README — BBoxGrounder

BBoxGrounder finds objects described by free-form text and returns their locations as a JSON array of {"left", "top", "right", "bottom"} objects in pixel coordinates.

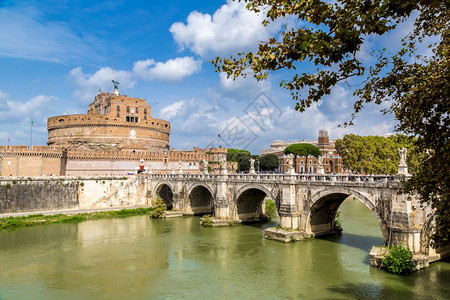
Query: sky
[{"left": 0, "top": 0, "right": 415, "bottom": 154}]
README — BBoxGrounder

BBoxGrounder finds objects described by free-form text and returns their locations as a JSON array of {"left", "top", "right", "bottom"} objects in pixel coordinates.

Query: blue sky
[{"left": 0, "top": 0, "right": 412, "bottom": 154}]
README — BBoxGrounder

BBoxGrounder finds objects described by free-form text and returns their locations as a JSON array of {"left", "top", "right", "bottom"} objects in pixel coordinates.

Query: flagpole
[{"left": 30, "top": 119, "right": 33, "bottom": 149}]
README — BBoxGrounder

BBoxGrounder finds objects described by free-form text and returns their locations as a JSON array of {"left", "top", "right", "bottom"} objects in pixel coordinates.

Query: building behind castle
[{"left": 261, "top": 130, "right": 344, "bottom": 174}]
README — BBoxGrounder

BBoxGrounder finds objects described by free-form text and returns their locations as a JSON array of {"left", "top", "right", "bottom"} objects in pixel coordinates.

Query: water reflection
[{"left": 0, "top": 200, "right": 449, "bottom": 299}]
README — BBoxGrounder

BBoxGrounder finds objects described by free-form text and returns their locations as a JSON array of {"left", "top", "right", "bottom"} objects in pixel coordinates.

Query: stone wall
[
  {"left": 0, "top": 176, "right": 149, "bottom": 214},
  {"left": 0, "top": 146, "right": 65, "bottom": 177}
]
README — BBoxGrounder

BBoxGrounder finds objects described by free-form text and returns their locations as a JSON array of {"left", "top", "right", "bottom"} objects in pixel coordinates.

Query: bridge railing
[{"left": 147, "top": 173, "right": 407, "bottom": 183}]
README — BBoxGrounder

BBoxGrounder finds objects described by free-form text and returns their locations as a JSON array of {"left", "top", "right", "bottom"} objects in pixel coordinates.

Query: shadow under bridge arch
[
  {"left": 234, "top": 184, "right": 279, "bottom": 223},
  {"left": 154, "top": 182, "right": 174, "bottom": 210},
  {"left": 187, "top": 183, "right": 215, "bottom": 215},
  {"left": 306, "top": 187, "right": 387, "bottom": 242}
]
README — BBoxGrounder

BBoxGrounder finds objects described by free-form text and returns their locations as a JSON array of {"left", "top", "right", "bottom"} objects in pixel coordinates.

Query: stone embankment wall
[{"left": 0, "top": 176, "right": 149, "bottom": 214}]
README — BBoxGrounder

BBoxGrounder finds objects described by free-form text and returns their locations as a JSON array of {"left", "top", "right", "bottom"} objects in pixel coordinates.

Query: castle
[{"left": 0, "top": 87, "right": 229, "bottom": 176}]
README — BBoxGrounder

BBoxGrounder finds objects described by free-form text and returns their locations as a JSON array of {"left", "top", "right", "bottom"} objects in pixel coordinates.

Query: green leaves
[
  {"left": 284, "top": 143, "right": 321, "bottom": 158},
  {"left": 381, "top": 242, "right": 415, "bottom": 275},
  {"left": 216, "top": 0, "right": 449, "bottom": 247},
  {"left": 260, "top": 154, "right": 279, "bottom": 171}
]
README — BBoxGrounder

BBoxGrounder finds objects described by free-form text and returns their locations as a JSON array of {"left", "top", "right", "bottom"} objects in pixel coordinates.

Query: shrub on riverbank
[
  {"left": 150, "top": 196, "right": 167, "bottom": 218},
  {"left": 381, "top": 242, "right": 415, "bottom": 275},
  {"left": 0, "top": 207, "right": 153, "bottom": 230}
]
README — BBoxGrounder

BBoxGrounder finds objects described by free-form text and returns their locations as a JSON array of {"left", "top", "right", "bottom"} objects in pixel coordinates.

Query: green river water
[{"left": 1, "top": 198, "right": 449, "bottom": 299}]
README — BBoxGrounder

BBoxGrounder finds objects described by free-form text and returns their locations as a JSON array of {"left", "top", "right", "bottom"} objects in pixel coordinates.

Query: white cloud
[
  {"left": 69, "top": 67, "right": 135, "bottom": 102},
  {"left": 0, "top": 91, "right": 56, "bottom": 146},
  {"left": 160, "top": 101, "right": 186, "bottom": 119},
  {"left": 0, "top": 6, "right": 101, "bottom": 62},
  {"left": 169, "top": 2, "right": 282, "bottom": 58},
  {"left": 133, "top": 57, "right": 202, "bottom": 81},
  {"left": 0, "top": 93, "right": 55, "bottom": 121}
]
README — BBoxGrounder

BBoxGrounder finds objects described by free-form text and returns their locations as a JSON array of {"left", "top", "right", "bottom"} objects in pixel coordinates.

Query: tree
[
  {"left": 214, "top": 0, "right": 449, "bottom": 247},
  {"left": 260, "top": 153, "right": 279, "bottom": 171},
  {"left": 284, "top": 143, "right": 321, "bottom": 173},
  {"left": 335, "top": 134, "right": 408, "bottom": 174},
  {"left": 227, "top": 148, "right": 250, "bottom": 162}
]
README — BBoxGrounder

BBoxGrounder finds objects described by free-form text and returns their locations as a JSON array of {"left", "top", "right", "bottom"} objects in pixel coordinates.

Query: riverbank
[{"left": 0, "top": 207, "right": 153, "bottom": 230}]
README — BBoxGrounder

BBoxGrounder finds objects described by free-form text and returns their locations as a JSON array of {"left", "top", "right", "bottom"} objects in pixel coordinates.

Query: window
[
  {"left": 144, "top": 109, "right": 147, "bottom": 114},
  {"left": 117, "top": 105, "right": 120, "bottom": 111},
  {"left": 135, "top": 107, "right": 138, "bottom": 113},
  {"left": 144, "top": 115, "right": 147, "bottom": 120},
  {"left": 126, "top": 116, "right": 139, "bottom": 123},
  {"left": 116, "top": 112, "right": 120, "bottom": 117},
  {"left": 126, "top": 106, "right": 130, "bottom": 113}
]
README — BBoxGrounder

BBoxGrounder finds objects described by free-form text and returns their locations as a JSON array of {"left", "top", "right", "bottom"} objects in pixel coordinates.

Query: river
[{"left": 1, "top": 198, "right": 449, "bottom": 299}]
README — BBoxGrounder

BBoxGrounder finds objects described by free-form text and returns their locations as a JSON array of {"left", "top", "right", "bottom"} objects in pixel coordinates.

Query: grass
[{"left": 0, "top": 207, "right": 153, "bottom": 230}]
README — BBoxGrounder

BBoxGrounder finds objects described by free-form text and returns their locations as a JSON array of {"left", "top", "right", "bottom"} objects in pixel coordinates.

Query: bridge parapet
[{"left": 147, "top": 173, "right": 407, "bottom": 187}]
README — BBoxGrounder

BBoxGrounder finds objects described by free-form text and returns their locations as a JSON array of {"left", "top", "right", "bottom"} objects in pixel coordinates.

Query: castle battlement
[{"left": 47, "top": 93, "right": 170, "bottom": 152}]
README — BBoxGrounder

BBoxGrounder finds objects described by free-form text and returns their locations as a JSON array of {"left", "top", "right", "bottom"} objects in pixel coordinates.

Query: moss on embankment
[{"left": 0, "top": 207, "right": 153, "bottom": 230}]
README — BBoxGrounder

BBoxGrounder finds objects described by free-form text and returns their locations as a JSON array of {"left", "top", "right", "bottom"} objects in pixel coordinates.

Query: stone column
[
  {"left": 214, "top": 177, "right": 230, "bottom": 219},
  {"left": 279, "top": 180, "right": 300, "bottom": 229}
]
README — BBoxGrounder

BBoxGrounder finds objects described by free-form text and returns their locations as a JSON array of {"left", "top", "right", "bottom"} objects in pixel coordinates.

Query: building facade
[
  {"left": 261, "top": 130, "right": 344, "bottom": 174},
  {"left": 1, "top": 89, "right": 231, "bottom": 176},
  {"left": 47, "top": 92, "right": 170, "bottom": 152}
]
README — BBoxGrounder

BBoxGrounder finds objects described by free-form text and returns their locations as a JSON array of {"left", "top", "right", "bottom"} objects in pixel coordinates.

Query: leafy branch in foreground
[{"left": 214, "top": 0, "right": 449, "bottom": 247}]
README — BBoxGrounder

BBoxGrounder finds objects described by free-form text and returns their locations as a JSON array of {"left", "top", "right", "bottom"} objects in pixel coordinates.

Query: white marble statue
[
  {"left": 399, "top": 148, "right": 407, "bottom": 165},
  {"left": 286, "top": 153, "right": 295, "bottom": 174},
  {"left": 318, "top": 156, "right": 324, "bottom": 166},
  {"left": 249, "top": 158, "right": 256, "bottom": 174}
]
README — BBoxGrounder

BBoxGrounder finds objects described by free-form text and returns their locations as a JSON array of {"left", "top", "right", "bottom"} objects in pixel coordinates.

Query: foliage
[
  {"left": 381, "top": 242, "right": 415, "bottom": 275},
  {"left": 264, "top": 199, "right": 278, "bottom": 220},
  {"left": 201, "top": 214, "right": 213, "bottom": 227},
  {"left": 260, "top": 154, "right": 279, "bottom": 171},
  {"left": 335, "top": 134, "right": 425, "bottom": 175},
  {"left": 150, "top": 196, "right": 167, "bottom": 219},
  {"left": 214, "top": 0, "right": 449, "bottom": 247},
  {"left": 227, "top": 149, "right": 253, "bottom": 172},
  {"left": 284, "top": 143, "right": 321, "bottom": 173},
  {"left": 336, "top": 134, "right": 408, "bottom": 174},
  {"left": 0, "top": 208, "right": 153, "bottom": 230},
  {"left": 227, "top": 148, "right": 251, "bottom": 161},
  {"left": 284, "top": 143, "right": 321, "bottom": 158}
]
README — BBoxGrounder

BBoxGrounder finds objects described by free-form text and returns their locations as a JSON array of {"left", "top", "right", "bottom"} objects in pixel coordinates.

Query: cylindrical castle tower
[{"left": 47, "top": 92, "right": 170, "bottom": 152}]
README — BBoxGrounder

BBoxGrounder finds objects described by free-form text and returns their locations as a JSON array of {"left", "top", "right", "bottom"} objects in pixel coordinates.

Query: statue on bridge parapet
[
  {"left": 249, "top": 158, "right": 256, "bottom": 174},
  {"left": 317, "top": 155, "right": 325, "bottom": 175},
  {"left": 398, "top": 148, "right": 409, "bottom": 175},
  {"left": 286, "top": 153, "right": 295, "bottom": 174}
]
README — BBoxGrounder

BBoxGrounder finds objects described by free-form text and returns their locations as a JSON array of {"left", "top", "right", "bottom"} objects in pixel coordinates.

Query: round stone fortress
[{"left": 47, "top": 91, "right": 170, "bottom": 152}]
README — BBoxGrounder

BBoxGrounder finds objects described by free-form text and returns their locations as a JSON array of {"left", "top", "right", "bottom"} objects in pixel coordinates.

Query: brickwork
[
  {"left": 262, "top": 130, "right": 344, "bottom": 174},
  {"left": 47, "top": 92, "right": 170, "bottom": 152}
]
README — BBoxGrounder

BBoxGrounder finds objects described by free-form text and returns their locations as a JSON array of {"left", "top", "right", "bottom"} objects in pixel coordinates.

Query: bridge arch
[
  {"left": 306, "top": 187, "right": 388, "bottom": 242},
  {"left": 186, "top": 183, "right": 215, "bottom": 215},
  {"left": 234, "top": 184, "right": 279, "bottom": 222},
  {"left": 153, "top": 181, "right": 174, "bottom": 210}
]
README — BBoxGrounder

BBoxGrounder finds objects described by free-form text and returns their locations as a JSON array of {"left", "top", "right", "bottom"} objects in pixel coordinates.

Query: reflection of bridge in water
[{"left": 147, "top": 173, "right": 446, "bottom": 261}]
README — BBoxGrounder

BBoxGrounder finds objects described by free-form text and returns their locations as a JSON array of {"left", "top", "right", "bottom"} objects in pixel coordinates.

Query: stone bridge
[{"left": 147, "top": 173, "right": 439, "bottom": 256}]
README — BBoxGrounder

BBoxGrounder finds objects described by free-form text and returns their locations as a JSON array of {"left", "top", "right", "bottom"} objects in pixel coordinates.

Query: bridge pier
[{"left": 147, "top": 173, "right": 447, "bottom": 267}]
